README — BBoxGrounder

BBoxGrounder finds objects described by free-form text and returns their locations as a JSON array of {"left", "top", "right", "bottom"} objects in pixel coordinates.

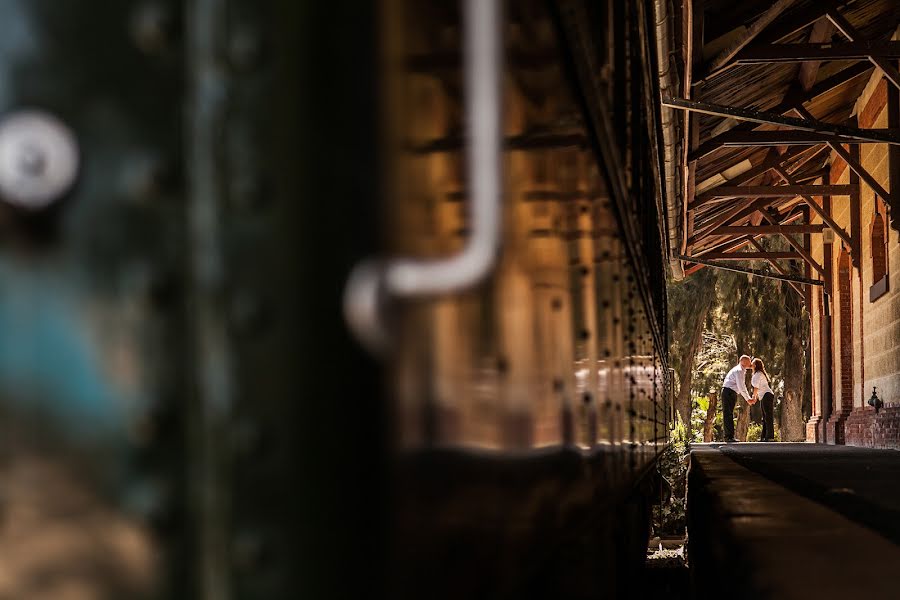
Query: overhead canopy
[{"left": 664, "top": 0, "right": 900, "bottom": 278}]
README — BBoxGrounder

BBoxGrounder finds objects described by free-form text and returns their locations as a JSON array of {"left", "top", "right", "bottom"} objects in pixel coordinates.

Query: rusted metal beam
[
  {"left": 663, "top": 97, "right": 900, "bottom": 144},
  {"left": 697, "top": 184, "right": 854, "bottom": 199},
  {"left": 701, "top": 251, "right": 804, "bottom": 260},
  {"left": 734, "top": 41, "right": 900, "bottom": 63},
  {"left": 678, "top": 254, "right": 824, "bottom": 286},
  {"left": 711, "top": 223, "right": 825, "bottom": 235}
]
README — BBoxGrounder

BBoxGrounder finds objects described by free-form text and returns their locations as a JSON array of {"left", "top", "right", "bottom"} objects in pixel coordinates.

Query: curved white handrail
[{"left": 344, "top": 0, "right": 503, "bottom": 355}]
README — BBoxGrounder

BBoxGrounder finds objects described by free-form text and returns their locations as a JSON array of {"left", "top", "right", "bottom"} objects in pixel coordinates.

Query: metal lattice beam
[
  {"left": 678, "top": 254, "right": 824, "bottom": 285},
  {"left": 663, "top": 97, "right": 900, "bottom": 145}
]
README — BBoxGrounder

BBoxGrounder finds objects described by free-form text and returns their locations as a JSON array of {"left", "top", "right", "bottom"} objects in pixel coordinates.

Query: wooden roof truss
[{"left": 672, "top": 0, "right": 900, "bottom": 284}]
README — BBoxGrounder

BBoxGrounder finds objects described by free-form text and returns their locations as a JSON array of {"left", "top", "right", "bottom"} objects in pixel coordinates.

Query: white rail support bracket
[{"left": 343, "top": 0, "right": 503, "bottom": 356}]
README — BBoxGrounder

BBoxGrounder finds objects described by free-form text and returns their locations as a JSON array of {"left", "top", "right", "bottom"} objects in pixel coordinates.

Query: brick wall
[
  {"left": 845, "top": 404, "right": 900, "bottom": 449},
  {"left": 808, "top": 68, "right": 900, "bottom": 445},
  {"left": 838, "top": 249, "right": 853, "bottom": 405}
]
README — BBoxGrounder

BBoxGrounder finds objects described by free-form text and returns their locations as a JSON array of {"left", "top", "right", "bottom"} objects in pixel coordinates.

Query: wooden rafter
[
  {"left": 826, "top": 141, "right": 893, "bottom": 202},
  {"left": 798, "top": 18, "right": 834, "bottom": 92}
]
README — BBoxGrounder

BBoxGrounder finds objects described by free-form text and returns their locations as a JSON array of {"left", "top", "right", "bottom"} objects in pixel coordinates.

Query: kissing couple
[{"left": 721, "top": 354, "right": 775, "bottom": 442}]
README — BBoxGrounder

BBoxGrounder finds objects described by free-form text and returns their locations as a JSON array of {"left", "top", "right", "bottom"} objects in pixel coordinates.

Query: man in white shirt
[{"left": 721, "top": 354, "right": 752, "bottom": 442}]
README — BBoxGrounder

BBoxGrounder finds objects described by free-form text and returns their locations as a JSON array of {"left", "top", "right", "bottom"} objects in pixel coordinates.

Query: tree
[
  {"left": 780, "top": 270, "right": 806, "bottom": 441},
  {"left": 668, "top": 270, "right": 718, "bottom": 434},
  {"left": 667, "top": 233, "right": 810, "bottom": 442}
]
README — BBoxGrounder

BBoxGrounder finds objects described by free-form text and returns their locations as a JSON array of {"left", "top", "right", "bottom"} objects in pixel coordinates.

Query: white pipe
[
  {"left": 653, "top": 0, "right": 685, "bottom": 280},
  {"left": 344, "top": 0, "right": 503, "bottom": 354}
]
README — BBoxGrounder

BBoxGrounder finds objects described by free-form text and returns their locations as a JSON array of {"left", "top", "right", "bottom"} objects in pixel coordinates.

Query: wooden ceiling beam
[
  {"left": 798, "top": 19, "right": 835, "bottom": 92},
  {"left": 687, "top": 208, "right": 805, "bottom": 271}
]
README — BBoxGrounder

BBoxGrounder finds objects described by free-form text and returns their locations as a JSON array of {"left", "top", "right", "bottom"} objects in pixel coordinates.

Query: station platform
[{"left": 688, "top": 443, "right": 900, "bottom": 599}]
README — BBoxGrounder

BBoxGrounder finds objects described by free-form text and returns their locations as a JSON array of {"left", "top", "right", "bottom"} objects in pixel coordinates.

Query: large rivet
[{"left": 0, "top": 110, "right": 79, "bottom": 210}]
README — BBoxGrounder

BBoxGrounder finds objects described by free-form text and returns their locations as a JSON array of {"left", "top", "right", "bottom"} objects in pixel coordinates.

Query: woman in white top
[{"left": 751, "top": 358, "right": 775, "bottom": 442}]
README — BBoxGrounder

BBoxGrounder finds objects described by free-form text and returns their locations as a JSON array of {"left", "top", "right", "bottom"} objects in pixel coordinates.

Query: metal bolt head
[{"left": 0, "top": 110, "right": 79, "bottom": 210}]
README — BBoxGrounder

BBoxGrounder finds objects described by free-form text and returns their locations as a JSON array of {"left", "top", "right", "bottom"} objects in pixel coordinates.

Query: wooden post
[{"left": 704, "top": 391, "right": 718, "bottom": 442}]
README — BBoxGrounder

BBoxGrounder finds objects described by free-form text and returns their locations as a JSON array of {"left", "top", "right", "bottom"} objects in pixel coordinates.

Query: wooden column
[
  {"left": 890, "top": 60, "right": 900, "bottom": 233},
  {"left": 850, "top": 143, "right": 862, "bottom": 268}
]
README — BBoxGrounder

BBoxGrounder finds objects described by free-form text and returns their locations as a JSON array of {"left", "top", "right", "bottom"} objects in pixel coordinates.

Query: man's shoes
[{"left": 724, "top": 438, "right": 737, "bottom": 443}]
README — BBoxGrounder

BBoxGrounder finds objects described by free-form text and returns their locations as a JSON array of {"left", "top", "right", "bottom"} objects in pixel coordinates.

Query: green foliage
[
  {"left": 696, "top": 396, "right": 709, "bottom": 412},
  {"left": 747, "top": 422, "right": 762, "bottom": 442},
  {"left": 667, "top": 233, "right": 811, "bottom": 439},
  {"left": 670, "top": 414, "right": 689, "bottom": 453},
  {"left": 654, "top": 415, "right": 690, "bottom": 537}
]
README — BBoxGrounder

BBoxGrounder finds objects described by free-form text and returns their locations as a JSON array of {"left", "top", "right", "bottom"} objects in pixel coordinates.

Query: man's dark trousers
[
  {"left": 721, "top": 387, "right": 737, "bottom": 441},
  {"left": 761, "top": 391, "right": 775, "bottom": 440}
]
